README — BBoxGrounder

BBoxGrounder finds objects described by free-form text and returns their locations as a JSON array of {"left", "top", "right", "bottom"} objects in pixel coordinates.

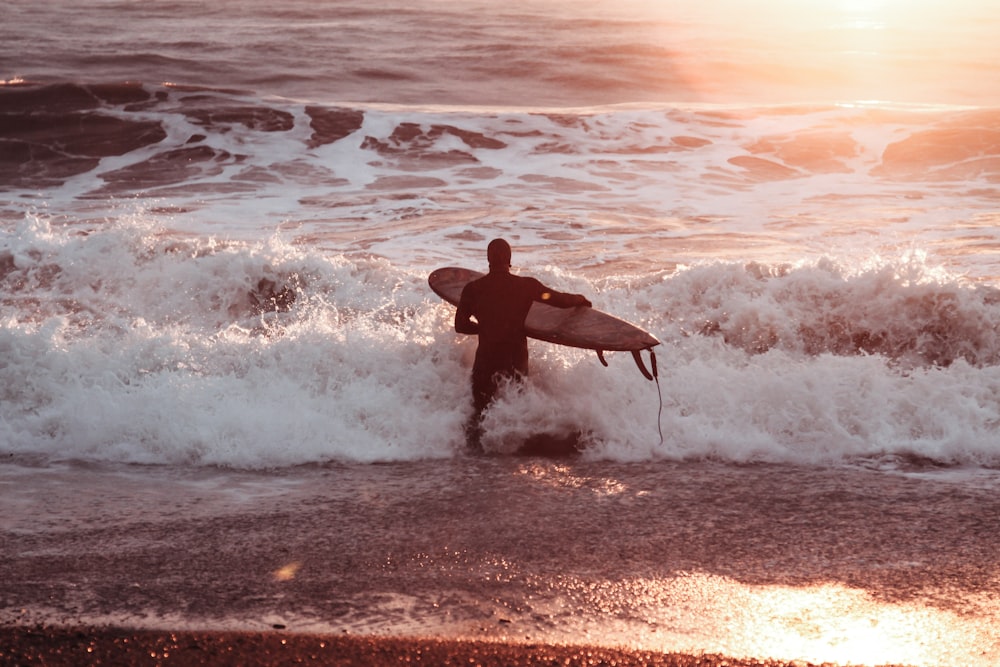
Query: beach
[
  {"left": 0, "top": 626, "right": 896, "bottom": 666},
  {"left": 0, "top": 626, "right": 858, "bottom": 667},
  {"left": 3, "top": 458, "right": 997, "bottom": 666}
]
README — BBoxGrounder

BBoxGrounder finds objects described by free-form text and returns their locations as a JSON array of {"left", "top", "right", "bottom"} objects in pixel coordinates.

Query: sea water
[{"left": 3, "top": 1, "right": 1000, "bottom": 664}]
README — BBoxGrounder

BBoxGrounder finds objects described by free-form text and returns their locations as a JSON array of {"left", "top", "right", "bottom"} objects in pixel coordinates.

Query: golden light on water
[
  {"left": 273, "top": 562, "right": 301, "bottom": 582},
  {"left": 517, "top": 462, "right": 628, "bottom": 496},
  {"left": 509, "top": 464, "right": 997, "bottom": 664},
  {"left": 722, "top": 579, "right": 970, "bottom": 666},
  {"left": 558, "top": 572, "right": 997, "bottom": 667},
  {"left": 630, "top": 0, "right": 999, "bottom": 104}
]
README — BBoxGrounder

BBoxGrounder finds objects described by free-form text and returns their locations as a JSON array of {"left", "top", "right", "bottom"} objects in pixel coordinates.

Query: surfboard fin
[
  {"left": 596, "top": 348, "right": 658, "bottom": 380},
  {"left": 632, "top": 349, "right": 655, "bottom": 381}
]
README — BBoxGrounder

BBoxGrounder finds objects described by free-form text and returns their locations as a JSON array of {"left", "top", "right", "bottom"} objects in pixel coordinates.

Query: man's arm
[{"left": 455, "top": 285, "right": 480, "bottom": 335}]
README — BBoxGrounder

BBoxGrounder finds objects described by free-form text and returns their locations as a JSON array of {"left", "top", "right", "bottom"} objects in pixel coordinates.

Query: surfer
[{"left": 455, "top": 238, "right": 591, "bottom": 449}]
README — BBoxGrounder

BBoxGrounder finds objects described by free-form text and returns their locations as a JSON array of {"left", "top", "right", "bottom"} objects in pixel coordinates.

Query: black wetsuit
[{"left": 455, "top": 268, "right": 588, "bottom": 414}]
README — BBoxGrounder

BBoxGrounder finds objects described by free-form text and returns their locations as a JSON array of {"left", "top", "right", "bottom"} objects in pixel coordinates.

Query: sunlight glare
[
  {"left": 639, "top": 0, "right": 996, "bottom": 104},
  {"left": 517, "top": 462, "right": 628, "bottom": 496},
  {"left": 552, "top": 571, "right": 998, "bottom": 667},
  {"left": 272, "top": 562, "right": 302, "bottom": 582}
]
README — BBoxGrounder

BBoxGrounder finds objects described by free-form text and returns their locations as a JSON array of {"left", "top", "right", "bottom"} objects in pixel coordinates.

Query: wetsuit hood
[{"left": 487, "top": 238, "right": 511, "bottom": 272}]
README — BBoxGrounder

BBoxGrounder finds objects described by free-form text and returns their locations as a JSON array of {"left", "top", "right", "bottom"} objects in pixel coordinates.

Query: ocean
[{"left": 3, "top": 1, "right": 1000, "bottom": 665}]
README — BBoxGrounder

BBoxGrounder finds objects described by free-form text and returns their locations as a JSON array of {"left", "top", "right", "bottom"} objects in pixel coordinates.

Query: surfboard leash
[{"left": 650, "top": 348, "right": 664, "bottom": 448}]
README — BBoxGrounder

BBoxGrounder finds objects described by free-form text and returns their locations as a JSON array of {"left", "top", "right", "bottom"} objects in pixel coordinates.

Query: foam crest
[
  {"left": 663, "top": 255, "right": 1000, "bottom": 367},
  {"left": 0, "top": 215, "right": 465, "bottom": 465},
  {"left": 3, "top": 213, "right": 1000, "bottom": 468}
]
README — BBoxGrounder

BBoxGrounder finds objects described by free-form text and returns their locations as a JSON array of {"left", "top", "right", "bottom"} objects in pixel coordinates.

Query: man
[{"left": 455, "top": 238, "right": 591, "bottom": 448}]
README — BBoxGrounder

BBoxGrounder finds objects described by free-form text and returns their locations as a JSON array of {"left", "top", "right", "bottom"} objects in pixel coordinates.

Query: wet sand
[
  {"left": 2, "top": 457, "right": 998, "bottom": 666},
  {"left": 0, "top": 626, "right": 846, "bottom": 666}
]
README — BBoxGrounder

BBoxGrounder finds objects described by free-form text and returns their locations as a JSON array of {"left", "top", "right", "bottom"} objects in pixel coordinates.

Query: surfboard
[{"left": 429, "top": 266, "right": 660, "bottom": 379}]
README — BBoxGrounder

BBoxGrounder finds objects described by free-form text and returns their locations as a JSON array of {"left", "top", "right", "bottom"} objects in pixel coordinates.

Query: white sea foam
[
  {"left": 3, "top": 214, "right": 999, "bottom": 468},
  {"left": 13, "top": 90, "right": 1000, "bottom": 281}
]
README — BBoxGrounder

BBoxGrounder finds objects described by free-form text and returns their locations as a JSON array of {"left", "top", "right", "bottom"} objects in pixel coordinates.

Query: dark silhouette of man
[{"left": 455, "top": 238, "right": 591, "bottom": 448}]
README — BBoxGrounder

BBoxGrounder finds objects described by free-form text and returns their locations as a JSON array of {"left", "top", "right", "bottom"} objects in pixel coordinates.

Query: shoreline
[
  {"left": 4, "top": 459, "right": 997, "bottom": 666},
  {"left": 0, "top": 625, "right": 906, "bottom": 667}
]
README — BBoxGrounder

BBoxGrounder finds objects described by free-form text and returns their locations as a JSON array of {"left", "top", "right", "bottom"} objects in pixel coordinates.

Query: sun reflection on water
[
  {"left": 552, "top": 571, "right": 996, "bottom": 667},
  {"left": 517, "top": 462, "right": 629, "bottom": 496},
  {"left": 272, "top": 561, "right": 301, "bottom": 582}
]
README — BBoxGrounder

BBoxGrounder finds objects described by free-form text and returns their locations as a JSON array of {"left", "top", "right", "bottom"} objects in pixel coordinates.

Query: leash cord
[{"left": 651, "top": 350, "right": 664, "bottom": 447}]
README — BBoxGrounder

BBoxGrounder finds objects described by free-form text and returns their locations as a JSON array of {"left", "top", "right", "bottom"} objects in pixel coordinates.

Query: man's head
[{"left": 487, "top": 238, "right": 511, "bottom": 271}]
